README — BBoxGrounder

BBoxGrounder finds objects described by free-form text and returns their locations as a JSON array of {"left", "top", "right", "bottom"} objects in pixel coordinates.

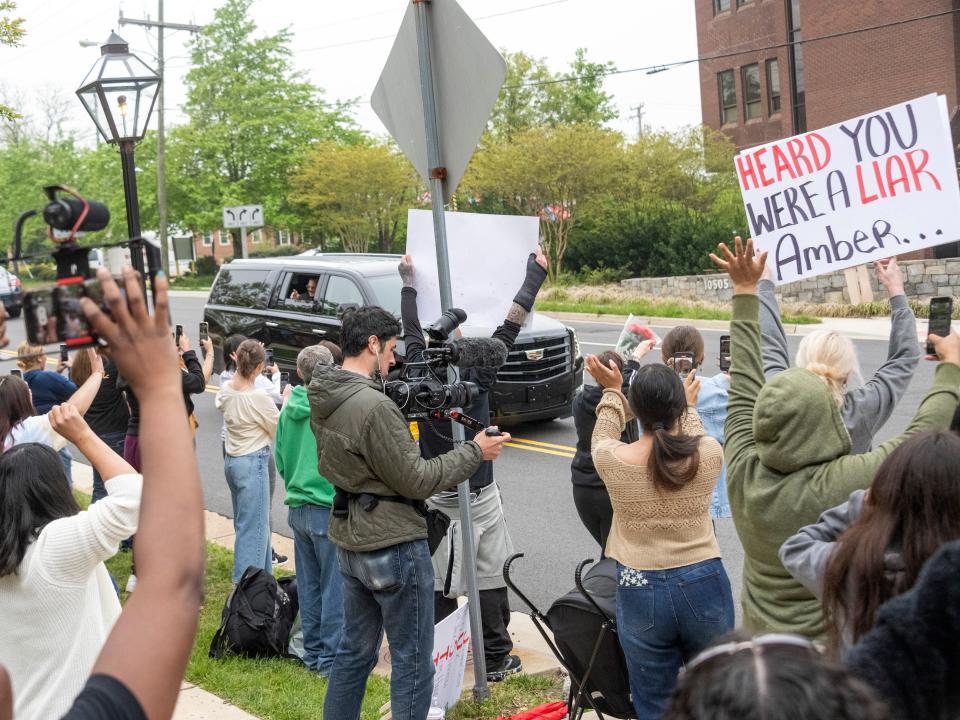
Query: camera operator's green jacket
[{"left": 308, "top": 364, "right": 483, "bottom": 552}]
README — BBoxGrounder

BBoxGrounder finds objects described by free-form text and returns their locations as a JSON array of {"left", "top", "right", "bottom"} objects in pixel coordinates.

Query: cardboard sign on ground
[
  {"left": 431, "top": 602, "right": 471, "bottom": 710},
  {"left": 736, "top": 93, "right": 960, "bottom": 284}
]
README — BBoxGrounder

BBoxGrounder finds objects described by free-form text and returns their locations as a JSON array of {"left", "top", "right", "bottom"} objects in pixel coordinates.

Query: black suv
[{"left": 203, "top": 253, "right": 584, "bottom": 424}]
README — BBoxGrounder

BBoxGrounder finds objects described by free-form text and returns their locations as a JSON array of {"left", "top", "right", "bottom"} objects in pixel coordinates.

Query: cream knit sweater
[
  {"left": 0, "top": 473, "right": 142, "bottom": 720},
  {"left": 591, "top": 388, "right": 723, "bottom": 570}
]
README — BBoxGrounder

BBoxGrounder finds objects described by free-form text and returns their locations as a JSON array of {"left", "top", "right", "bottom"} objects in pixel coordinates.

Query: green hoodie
[
  {"left": 727, "top": 294, "right": 960, "bottom": 639},
  {"left": 308, "top": 364, "right": 483, "bottom": 552},
  {"left": 276, "top": 385, "right": 335, "bottom": 509}
]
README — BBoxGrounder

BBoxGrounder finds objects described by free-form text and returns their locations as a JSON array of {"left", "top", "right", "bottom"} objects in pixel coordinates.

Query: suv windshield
[{"left": 364, "top": 273, "right": 402, "bottom": 316}]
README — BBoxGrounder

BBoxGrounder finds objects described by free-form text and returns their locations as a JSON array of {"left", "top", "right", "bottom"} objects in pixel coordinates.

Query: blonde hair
[
  {"left": 16, "top": 341, "right": 45, "bottom": 371},
  {"left": 796, "top": 330, "right": 861, "bottom": 406}
]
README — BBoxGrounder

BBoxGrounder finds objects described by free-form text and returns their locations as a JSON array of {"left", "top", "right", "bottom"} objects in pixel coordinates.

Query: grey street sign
[
  {"left": 222, "top": 204, "right": 264, "bottom": 229},
  {"left": 371, "top": 0, "right": 505, "bottom": 204}
]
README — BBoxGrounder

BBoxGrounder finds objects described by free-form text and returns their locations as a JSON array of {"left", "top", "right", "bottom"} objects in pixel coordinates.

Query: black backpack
[{"left": 209, "top": 567, "right": 298, "bottom": 659}]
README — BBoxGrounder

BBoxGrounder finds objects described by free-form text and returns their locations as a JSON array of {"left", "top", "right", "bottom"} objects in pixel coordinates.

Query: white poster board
[
  {"left": 431, "top": 602, "right": 471, "bottom": 710},
  {"left": 736, "top": 93, "right": 960, "bottom": 284},
  {"left": 405, "top": 210, "right": 540, "bottom": 329}
]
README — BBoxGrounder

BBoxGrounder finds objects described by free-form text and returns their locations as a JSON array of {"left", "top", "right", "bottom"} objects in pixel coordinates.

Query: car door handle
[
  {"left": 265, "top": 322, "right": 279, "bottom": 328},
  {"left": 312, "top": 329, "right": 327, "bottom": 336}
]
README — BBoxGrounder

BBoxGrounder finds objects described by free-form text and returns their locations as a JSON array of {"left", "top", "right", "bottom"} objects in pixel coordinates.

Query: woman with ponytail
[
  {"left": 587, "top": 355, "right": 734, "bottom": 720},
  {"left": 759, "top": 257, "right": 919, "bottom": 453}
]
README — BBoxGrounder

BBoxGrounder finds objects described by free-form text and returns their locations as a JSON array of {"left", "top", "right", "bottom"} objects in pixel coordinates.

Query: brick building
[
  {"left": 695, "top": 0, "right": 960, "bottom": 257},
  {"left": 191, "top": 227, "right": 299, "bottom": 263}
]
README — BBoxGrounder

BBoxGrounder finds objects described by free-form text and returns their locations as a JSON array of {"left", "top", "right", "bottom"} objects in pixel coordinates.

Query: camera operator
[
  {"left": 308, "top": 305, "right": 511, "bottom": 720},
  {"left": 398, "top": 248, "right": 547, "bottom": 682}
]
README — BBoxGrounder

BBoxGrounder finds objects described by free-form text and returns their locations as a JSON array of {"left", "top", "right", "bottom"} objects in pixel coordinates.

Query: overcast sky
[{"left": 2, "top": 0, "right": 702, "bottom": 144}]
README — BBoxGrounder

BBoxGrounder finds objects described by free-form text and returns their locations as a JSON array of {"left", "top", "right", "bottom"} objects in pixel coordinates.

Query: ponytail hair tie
[{"left": 651, "top": 421, "right": 666, "bottom": 431}]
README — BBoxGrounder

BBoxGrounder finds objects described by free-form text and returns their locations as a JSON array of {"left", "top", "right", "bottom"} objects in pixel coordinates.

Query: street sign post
[
  {"left": 373, "top": 0, "right": 506, "bottom": 701},
  {"left": 222, "top": 204, "right": 264, "bottom": 260}
]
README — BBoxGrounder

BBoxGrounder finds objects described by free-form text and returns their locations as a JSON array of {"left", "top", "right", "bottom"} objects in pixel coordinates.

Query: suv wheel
[{"left": 6, "top": 307, "right": 20, "bottom": 319}]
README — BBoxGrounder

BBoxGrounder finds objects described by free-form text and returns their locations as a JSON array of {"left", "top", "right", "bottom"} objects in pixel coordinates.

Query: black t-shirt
[
  {"left": 83, "top": 359, "right": 131, "bottom": 436},
  {"left": 60, "top": 674, "right": 146, "bottom": 720}
]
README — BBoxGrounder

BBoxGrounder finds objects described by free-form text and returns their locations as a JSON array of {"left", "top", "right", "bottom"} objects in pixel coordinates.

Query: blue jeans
[
  {"left": 59, "top": 447, "right": 73, "bottom": 486},
  {"left": 91, "top": 432, "right": 128, "bottom": 504},
  {"left": 288, "top": 504, "right": 344, "bottom": 674},
  {"left": 224, "top": 446, "right": 272, "bottom": 583},
  {"left": 323, "top": 540, "right": 435, "bottom": 720},
  {"left": 616, "top": 557, "right": 734, "bottom": 720}
]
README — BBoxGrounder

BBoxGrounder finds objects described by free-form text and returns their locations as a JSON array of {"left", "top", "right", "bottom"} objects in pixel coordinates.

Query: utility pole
[
  {"left": 630, "top": 103, "right": 644, "bottom": 140},
  {"left": 119, "top": 6, "right": 203, "bottom": 276}
]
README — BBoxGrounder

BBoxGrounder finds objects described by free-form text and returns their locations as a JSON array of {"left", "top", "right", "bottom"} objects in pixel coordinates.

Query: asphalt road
[{"left": 6, "top": 294, "right": 938, "bottom": 615}]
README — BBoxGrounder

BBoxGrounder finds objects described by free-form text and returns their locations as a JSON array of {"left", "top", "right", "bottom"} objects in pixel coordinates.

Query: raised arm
[
  {"left": 178, "top": 335, "right": 207, "bottom": 397},
  {"left": 200, "top": 338, "right": 215, "bottom": 384},
  {"left": 67, "top": 349, "right": 104, "bottom": 415},
  {"left": 398, "top": 256, "right": 427, "bottom": 363},
  {"left": 758, "top": 278, "right": 790, "bottom": 378},
  {"left": 709, "top": 237, "right": 768, "bottom": 474},
  {"left": 77, "top": 267, "right": 204, "bottom": 720}
]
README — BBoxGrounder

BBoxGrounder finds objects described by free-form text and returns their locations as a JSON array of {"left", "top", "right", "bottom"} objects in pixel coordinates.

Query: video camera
[
  {"left": 12, "top": 186, "right": 161, "bottom": 349},
  {"left": 385, "top": 308, "right": 508, "bottom": 421}
]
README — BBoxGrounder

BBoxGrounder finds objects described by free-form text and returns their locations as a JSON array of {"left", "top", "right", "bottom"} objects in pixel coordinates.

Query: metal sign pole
[{"left": 413, "top": 0, "right": 490, "bottom": 701}]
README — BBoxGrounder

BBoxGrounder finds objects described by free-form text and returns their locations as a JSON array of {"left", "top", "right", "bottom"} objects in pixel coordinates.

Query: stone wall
[{"left": 620, "top": 258, "right": 960, "bottom": 305}]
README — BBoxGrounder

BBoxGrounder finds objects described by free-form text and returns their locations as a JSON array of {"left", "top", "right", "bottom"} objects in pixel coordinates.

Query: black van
[{"left": 203, "top": 253, "right": 583, "bottom": 424}]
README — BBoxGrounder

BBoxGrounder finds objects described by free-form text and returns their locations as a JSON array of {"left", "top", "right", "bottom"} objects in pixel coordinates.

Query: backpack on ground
[{"left": 209, "top": 567, "right": 297, "bottom": 659}]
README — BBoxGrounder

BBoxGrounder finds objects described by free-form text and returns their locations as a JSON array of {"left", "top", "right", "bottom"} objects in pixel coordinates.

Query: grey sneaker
[{"left": 486, "top": 654, "right": 522, "bottom": 682}]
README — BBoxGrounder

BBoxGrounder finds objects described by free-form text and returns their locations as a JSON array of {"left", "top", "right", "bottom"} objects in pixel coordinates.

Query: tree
[
  {"left": 166, "top": 0, "right": 363, "bottom": 251},
  {"left": 541, "top": 49, "right": 618, "bottom": 127},
  {"left": 0, "top": 1, "right": 24, "bottom": 120},
  {"left": 289, "top": 142, "right": 418, "bottom": 253},
  {"left": 488, "top": 51, "right": 551, "bottom": 142},
  {"left": 465, "top": 124, "right": 624, "bottom": 282}
]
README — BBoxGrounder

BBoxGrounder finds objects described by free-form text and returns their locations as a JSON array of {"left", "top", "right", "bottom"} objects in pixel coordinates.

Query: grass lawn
[
  {"left": 75, "top": 493, "right": 559, "bottom": 719},
  {"left": 538, "top": 299, "right": 820, "bottom": 325},
  {"left": 169, "top": 274, "right": 215, "bottom": 291}
]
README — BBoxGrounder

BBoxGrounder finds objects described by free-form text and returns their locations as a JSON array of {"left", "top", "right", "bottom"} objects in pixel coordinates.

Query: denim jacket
[{"left": 697, "top": 373, "right": 731, "bottom": 519}]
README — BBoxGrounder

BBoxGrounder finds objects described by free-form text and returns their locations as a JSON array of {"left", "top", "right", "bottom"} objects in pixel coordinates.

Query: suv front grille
[{"left": 497, "top": 336, "right": 571, "bottom": 383}]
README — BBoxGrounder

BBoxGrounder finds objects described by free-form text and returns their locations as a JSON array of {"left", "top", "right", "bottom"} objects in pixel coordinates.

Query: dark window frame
[
  {"left": 713, "top": 0, "right": 731, "bottom": 14},
  {"left": 321, "top": 274, "right": 367, "bottom": 318},
  {"left": 741, "top": 63, "right": 762, "bottom": 121},
  {"left": 718, "top": 69, "right": 737, "bottom": 126},
  {"left": 766, "top": 58, "right": 781, "bottom": 114}
]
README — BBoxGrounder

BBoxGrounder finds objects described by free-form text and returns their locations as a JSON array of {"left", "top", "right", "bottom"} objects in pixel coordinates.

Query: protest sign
[
  {"left": 736, "top": 94, "right": 960, "bottom": 284},
  {"left": 431, "top": 602, "right": 471, "bottom": 710},
  {"left": 406, "top": 209, "right": 540, "bottom": 328}
]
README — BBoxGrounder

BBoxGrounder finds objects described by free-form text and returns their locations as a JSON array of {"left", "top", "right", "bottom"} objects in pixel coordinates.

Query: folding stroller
[{"left": 504, "top": 554, "right": 635, "bottom": 720}]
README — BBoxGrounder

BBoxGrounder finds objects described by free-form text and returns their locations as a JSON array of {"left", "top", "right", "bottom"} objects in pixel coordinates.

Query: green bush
[
  {"left": 26, "top": 263, "right": 57, "bottom": 281},
  {"left": 249, "top": 244, "right": 307, "bottom": 259},
  {"left": 194, "top": 256, "right": 218, "bottom": 276}
]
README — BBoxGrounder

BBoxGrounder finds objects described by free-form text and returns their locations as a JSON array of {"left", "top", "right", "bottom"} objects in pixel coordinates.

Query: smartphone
[
  {"left": 175, "top": 324, "right": 184, "bottom": 348},
  {"left": 59, "top": 344, "right": 69, "bottom": 363},
  {"left": 719, "top": 335, "right": 731, "bottom": 372},
  {"left": 673, "top": 352, "right": 695, "bottom": 380},
  {"left": 280, "top": 371, "right": 290, "bottom": 392},
  {"left": 23, "top": 277, "right": 126, "bottom": 348},
  {"left": 927, "top": 297, "right": 953, "bottom": 355},
  {"left": 263, "top": 348, "right": 274, "bottom": 375},
  {"left": 199, "top": 322, "right": 209, "bottom": 342},
  {"left": 10, "top": 369, "right": 21, "bottom": 378}
]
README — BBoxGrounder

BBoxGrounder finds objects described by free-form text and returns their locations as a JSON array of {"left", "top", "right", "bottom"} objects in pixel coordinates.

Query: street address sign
[{"left": 222, "top": 204, "right": 264, "bottom": 229}]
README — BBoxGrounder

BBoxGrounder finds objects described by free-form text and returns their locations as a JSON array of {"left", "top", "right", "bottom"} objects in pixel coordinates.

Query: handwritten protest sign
[
  {"left": 406, "top": 209, "right": 540, "bottom": 328},
  {"left": 736, "top": 94, "right": 960, "bottom": 284},
  {"left": 431, "top": 602, "right": 471, "bottom": 710}
]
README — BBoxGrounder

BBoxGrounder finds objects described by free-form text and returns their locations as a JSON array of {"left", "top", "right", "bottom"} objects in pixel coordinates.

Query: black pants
[
  {"left": 572, "top": 484, "right": 613, "bottom": 557},
  {"left": 435, "top": 587, "right": 513, "bottom": 667}
]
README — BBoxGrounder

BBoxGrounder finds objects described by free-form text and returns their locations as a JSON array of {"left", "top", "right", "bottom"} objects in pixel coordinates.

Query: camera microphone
[
  {"left": 43, "top": 198, "right": 110, "bottom": 233},
  {"left": 448, "top": 337, "right": 508, "bottom": 368}
]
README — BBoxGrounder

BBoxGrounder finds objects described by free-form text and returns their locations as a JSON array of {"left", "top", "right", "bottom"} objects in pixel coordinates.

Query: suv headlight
[{"left": 569, "top": 328, "right": 581, "bottom": 360}]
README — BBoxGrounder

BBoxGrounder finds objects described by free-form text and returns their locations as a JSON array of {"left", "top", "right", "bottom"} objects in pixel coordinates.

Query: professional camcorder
[
  {"left": 385, "top": 307, "right": 508, "bottom": 421},
  {"left": 12, "top": 186, "right": 160, "bottom": 349}
]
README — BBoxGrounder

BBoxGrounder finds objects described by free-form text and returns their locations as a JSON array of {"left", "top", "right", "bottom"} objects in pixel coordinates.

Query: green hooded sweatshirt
[
  {"left": 727, "top": 294, "right": 960, "bottom": 639},
  {"left": 276, "top": 385, "right": 335, "bottom": 509},
  {"left": 307, "top": 364, "right": 483, "bottom": 552}
]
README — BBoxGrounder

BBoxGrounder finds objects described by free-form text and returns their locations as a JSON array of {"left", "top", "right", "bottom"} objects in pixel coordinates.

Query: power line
[
  {"left": 502, "top": 7, "right": 960, "bottom": 90},
  {"left": 296, "top": 0, "right": 569, "bottom": 54}
]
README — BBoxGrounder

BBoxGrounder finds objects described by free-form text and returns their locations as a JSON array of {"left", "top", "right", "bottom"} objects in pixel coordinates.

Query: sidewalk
[{"left": 73, "top": 463, "right": 562, "bottom": 719}]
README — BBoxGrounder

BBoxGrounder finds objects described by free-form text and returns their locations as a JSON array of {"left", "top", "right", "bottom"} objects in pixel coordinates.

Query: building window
[
  {"left": 736, "top": 0, "right": 753, "bottom": 5},
  {"left": 718, "top": 70, "right": 737, "bottom": 125},
  {"left": 219, "top": 230, "right": 231, "bottom": 246},
  {"left": 277, "top": 229, "right": 291, "bottom": 246},
  {"left": 787, "top": 0, "right": 806, "bottom": 132},
  {"left": 202, "top": 231, "right": 212, "bottom": 247},
  {"left": 766, "top": 59, "right": 781, "bottom": 114},
  {"left": 741, "top": 64, "right": 761, "bottom": 120},
  {"left": 250, "top": 229, "right": 262, "bottom": 244},
  {"left": 713, "top": 0, "right": 730, "bottom": 13}
]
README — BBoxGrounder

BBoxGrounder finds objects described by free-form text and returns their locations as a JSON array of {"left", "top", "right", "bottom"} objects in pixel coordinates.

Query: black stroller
[{"left": 504, "top": 554, "right": 634, "bottom": 720}]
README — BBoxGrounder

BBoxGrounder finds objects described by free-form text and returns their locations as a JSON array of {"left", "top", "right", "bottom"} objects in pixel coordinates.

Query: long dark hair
[
  {"left": 0, "top": 443, "right": 78, "bottom": 576},
  {"left": 822, "top": 431, "right": 960, "bottom": 647},
  {"left": 0, "top": 376, "right": 37, "bottom": 448},
  {"left": 627, "top": 363, "right": 700, "bottom": 491},
  {"left": 222, "top": 334, "right": 247, "bottom": 373}
]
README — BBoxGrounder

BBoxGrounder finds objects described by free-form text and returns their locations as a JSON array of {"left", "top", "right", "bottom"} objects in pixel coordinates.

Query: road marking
[
  {"left": 505, "top": 442, "right": 574, "bottom": 459},
  {"left": 508, "top": 436, "right": 577, "bottom": 452}
]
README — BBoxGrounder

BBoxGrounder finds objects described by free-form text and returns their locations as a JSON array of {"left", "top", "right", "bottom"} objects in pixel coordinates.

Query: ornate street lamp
[{"left": 76, "top": 32, "right": 160, "bottom": 280}]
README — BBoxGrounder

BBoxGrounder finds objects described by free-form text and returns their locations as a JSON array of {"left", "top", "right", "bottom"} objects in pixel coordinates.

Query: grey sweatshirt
[{"left": 758, "top": 279, "right": 920, "bottom": 454}]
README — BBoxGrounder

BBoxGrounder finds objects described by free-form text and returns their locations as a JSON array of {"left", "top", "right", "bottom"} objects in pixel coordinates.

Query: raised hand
[
  {"left": 535, "top": 245, "right": 548, "bottom": 270},
  {"left": 875, "top": 258, "right": 905, "bottom": 298},
  {"left": 398, "top": 255, "right": 415, "bottom": 287},
  {"left": 709, "top": 236, "right": 769, "bottom": 294},
  {"left": 684, "top": 367, "right": 701, "bottom": 406},
  {"left": 632, "top": 338, "right": 656, "bottom": 363},
  {"left": 586, "top": 354, "right": 624, "bottom": 390},
  {"left": 49, "top": 404, "right": 94, "bottom": 446}
]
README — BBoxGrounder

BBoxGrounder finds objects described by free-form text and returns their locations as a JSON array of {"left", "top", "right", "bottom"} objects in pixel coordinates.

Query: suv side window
[
  {"left": 322, "top": 275, "right": 365, "bottom": 317},
  {"left": 273, "top": 272, "right": 322, "bottom": 311},
  {"left": 209, "top": 268, "right": 271, "bottom": 308}
]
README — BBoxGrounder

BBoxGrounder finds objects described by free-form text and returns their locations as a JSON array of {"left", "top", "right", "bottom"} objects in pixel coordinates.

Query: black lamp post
[{"left": 76, "top": 32, "right": 160, "bottom": 284}]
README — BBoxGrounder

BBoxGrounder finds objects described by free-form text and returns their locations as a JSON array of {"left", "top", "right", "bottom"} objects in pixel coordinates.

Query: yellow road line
[
  {"left": 505, "top": 442, "right": 574, "bottom": 459},
  {"left": 508, "top": 436, "right": 576, "bottom": 452}
]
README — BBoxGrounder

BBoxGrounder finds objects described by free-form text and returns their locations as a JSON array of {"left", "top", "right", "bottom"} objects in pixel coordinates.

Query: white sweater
[{"left": 0, "top": 473, "right": 142, "bottom": 720}]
